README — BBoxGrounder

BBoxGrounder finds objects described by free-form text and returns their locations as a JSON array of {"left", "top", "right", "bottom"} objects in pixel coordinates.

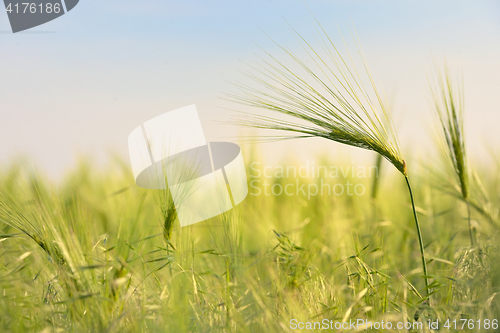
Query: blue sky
[{"left": 1, "top": 1, "right": 499, "bottom": 176}]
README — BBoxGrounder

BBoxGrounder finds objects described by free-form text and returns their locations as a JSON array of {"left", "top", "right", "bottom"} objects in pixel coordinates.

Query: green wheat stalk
[
  {"left": 429, "top": 66, "right": 474, "bottom": 247},
  {"left": 227, "top": 24, "right": 431, "bottom": 295}
]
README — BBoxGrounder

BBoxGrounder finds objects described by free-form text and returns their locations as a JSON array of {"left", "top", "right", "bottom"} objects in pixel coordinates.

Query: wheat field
[{"left": 0, "top": 144, "right": 498, "bottom": 332}]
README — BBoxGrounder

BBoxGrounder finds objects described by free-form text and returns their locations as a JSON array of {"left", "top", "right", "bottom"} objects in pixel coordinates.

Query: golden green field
[{"left": 0, "top": 145, "right": 498, "bottom": 332}]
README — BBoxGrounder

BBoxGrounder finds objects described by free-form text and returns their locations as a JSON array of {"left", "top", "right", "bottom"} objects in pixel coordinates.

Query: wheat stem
[
  {"left": 404, "top": 175, "right": 430, "bottom": 296},
  {"left": 466, "top": 200, "right": 474, "bottom": 247}
]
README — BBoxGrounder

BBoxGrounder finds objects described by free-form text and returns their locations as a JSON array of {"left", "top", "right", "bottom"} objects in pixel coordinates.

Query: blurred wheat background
[{"left": 0, "top": 143, "right": 498, "bottom": 331}]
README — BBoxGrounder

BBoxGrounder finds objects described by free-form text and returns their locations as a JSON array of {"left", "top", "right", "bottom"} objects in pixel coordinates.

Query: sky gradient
[{"left": 1, "top": 0, "right": 499, "bottom": 177}]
